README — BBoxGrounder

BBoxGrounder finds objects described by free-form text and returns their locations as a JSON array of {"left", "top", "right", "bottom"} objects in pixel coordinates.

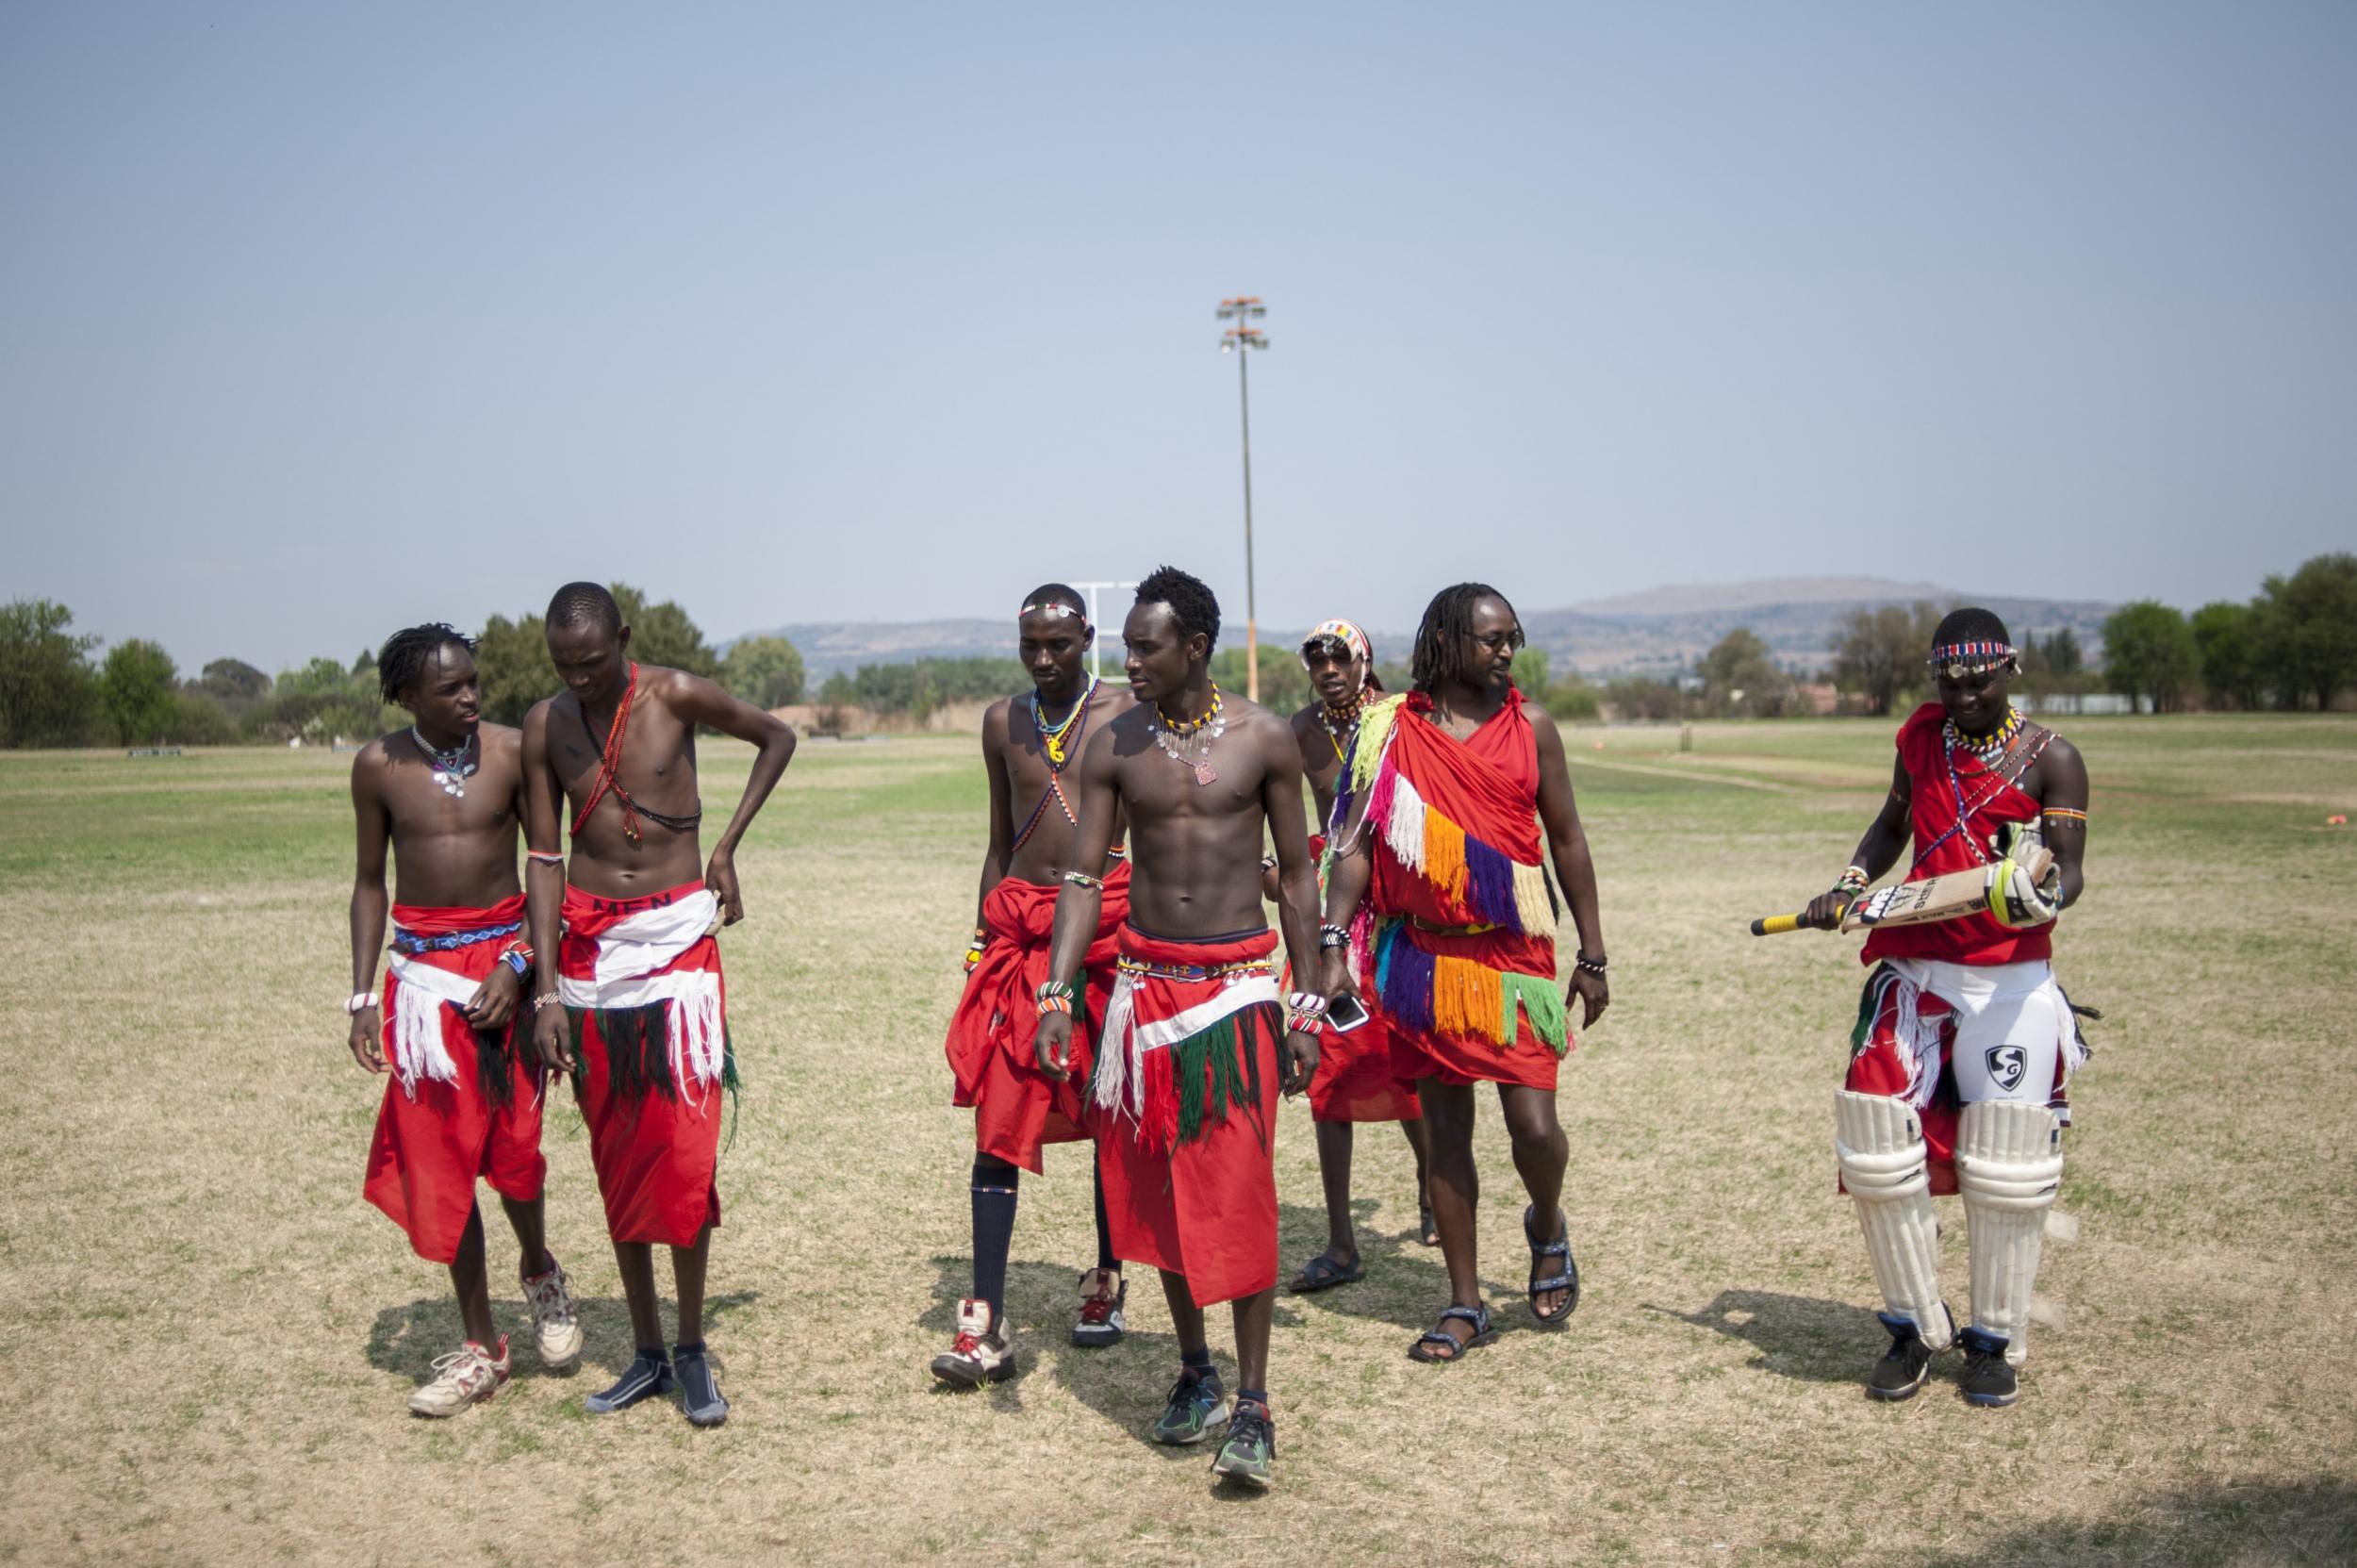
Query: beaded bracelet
[
  {"left": 1836, "top": 865, "right": 1871, "bottom": 894},
  {"left": 527, "top": 850, "right": 565, "bottom": 867},
  {"left": 2042, "top": 807, "right": 2088, "bottom": 823},
  {"left": 1286, "top": 991, "right": 1330, "bottom": 1017},
  {"left": 531, "top": 994, "right": 564, "bottom": 1014},
  {"left": 1035, "top": 979, "right": 1078, "bottom": 1017},
  {"left": 1317, "top": 923, "right": 1350, "bottom": 950},
  {"left": 1063, "top": 870, "right": 1104, "bottom": 891},
  {"left": 1574, "top": 952, "right": 1608, "bottom": 976}
]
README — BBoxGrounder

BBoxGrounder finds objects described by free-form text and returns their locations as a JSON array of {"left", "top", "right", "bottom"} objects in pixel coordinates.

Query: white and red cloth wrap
[
  {"left": 557, "top": 885, "right": 727, "bottom": 1102},
  {"left": 1093, "top": 928, "right": 1281, "bottom": 1143}
]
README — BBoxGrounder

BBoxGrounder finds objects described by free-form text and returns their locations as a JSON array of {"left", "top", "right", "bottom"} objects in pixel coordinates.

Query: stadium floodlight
[{"left": 1214, "top": 295, "right": 1270, "bottom": 701}]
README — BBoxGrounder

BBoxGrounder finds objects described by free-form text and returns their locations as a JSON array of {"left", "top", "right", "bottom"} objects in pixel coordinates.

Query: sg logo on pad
[{"left": 1985, "top": 1045, "right": 2028, "bottom": 1093}]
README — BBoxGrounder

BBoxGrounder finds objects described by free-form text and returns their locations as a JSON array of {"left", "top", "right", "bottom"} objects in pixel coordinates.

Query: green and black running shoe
[
  {"left": 1149, "top": 1371, "right": 1230, "bottom": 1445},
  {"left": 1211, "top": 1402, "right": 1276, "bottom": 1490}
]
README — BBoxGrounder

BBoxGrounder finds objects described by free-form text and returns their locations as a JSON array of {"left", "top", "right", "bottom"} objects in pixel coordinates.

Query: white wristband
[{"left": 345, "top": 992, "right": 379, "bottom": 1015}]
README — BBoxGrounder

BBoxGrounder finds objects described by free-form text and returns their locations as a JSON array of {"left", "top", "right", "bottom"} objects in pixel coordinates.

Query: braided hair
[
  {"left": 376, "top": 624, "right": 476, "bottom": 704},
  {"left": 546, "top": 581, "right": 622, "bottom": 634},
  {"left": 1133, "top": 566, "right": 1221, "bottom": 656},
  {"left": 1410, "top": 582, "right": 1519, "bottom": 691}
]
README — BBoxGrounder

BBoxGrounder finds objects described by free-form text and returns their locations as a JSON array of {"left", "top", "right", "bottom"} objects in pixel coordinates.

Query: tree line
[{"left": 0, "top": 585, "right": 806, "bottom": 748}]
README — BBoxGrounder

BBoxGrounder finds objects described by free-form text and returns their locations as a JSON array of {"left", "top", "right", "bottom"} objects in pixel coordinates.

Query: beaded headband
[
  {"left": 1019, "top": 602, "right": 1082, "bottom": 621},
  {"left": 1926, "top": 639, "right": 2017, "bottom": 678},
  {"left": 1299, "top": 618, "right": 1372, "bottom": 670}
]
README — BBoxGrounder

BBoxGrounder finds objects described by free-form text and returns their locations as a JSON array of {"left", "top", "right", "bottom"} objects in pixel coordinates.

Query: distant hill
[{"left": 733, "top": 578, "right": 2117, "bottom": 680}]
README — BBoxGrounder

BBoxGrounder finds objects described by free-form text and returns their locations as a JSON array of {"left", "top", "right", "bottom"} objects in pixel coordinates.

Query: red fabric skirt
[
  {"left": 362, "top": 894, "right": 545, "bottom": 1263},
  {"left": 945, "top": 862, "right": 1130, "bottom": 1171},
  {"left": 1096, "top": 928, "right": 1282, "bottom": 1308},
  {"left": 561, "top": 881, "right": 725, "bottom": 1247},
  {"left": 1308, "top": 997, "right": 1423, "bottom": 1123}
]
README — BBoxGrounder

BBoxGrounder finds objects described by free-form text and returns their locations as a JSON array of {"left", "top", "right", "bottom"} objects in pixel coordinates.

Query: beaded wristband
[
  {"left": 2042, "top": 807, "right": 2087, "bottom": 822},
  {"left": 1035, "top": 979, "right": 1078, "bottom": 1017},
  {"left": 527, "top": 850, "right": 565, "bottom": 866},
  {"left": 531, "top": 994, "right": 564, "bottom": 1014},
  {"left": 1063, "top": 870, "right": 1104, "bottom": 891},
  {"left": 1286, "top": 992, "right": 1330, "bottom": 1016},
  {"left": 1836, "top": 865, "right": 1871, "bottom": 893},
  {"left": 1317, "top": 923, "right": 1350, "bottom": 950},
  {"left": 1574, "top": 952, "right": 1608, "bottom": 976}
]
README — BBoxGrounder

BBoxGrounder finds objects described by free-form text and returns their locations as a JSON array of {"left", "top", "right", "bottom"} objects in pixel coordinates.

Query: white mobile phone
[{"left": 1325, "top": 993, "right": 1371, "bottom": 1033}]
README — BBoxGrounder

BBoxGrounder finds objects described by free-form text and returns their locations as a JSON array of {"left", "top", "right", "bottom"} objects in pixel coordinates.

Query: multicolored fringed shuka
[
  {"left": 1333, "top": 687, "right": 1570, "bottom": 1089},
  {"left": 945, "top": 859, "right": 1132, "bottom": 1172},
  {"left": 1292, "top": 832, "right": 1422, "bottom": 1124},
  {"left": 362, "top": 893, "right": 547, "bottom": 1264},
  {"left": 558, "top": 881, "right": 732, "bottom": 1246},
  {"left": 1093, "top": 925, "right": 1286, "bottom": 1307}
]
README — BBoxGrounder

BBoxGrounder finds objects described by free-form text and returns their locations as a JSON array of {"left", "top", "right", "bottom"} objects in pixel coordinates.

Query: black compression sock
[
  {"left": 970, "top": 1156, "right": 1021, "bottom": 1323},
  {"left": 1180, "top": 1345, "right": 1214, "bottom": 1379},
  {"left": 1093, "top": 1164, "right": 1117, "bottom": 1273}
]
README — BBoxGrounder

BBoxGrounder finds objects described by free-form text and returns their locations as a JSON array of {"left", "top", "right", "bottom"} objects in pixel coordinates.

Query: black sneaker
[
  {"left": 1957, "top": 1327, "right": 2019, "bottom": 1407},
  {"left": 1868, "top": 1311, "right": 1937, "bottom": 1401},
  {"left": 673, "top": 1343, "right": 729, "bottom": 1428},
  {"left": 1150, "top": 1370, "right": 1230, "bottom": 1445},
  {"left": 1211, "top": 1401, "right": 1276, "bottom": 1489},
  {"left": 585, "top": 1350, "right": 675, "bottom": 1413}
]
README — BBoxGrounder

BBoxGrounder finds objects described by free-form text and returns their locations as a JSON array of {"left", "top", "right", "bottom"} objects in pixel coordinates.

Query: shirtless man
[
  {"left": 521, "top": 582, "right": 797, "bottom": 1427},
  {"left": 1275, "top": 619, "right": 1433, "bottom": 1294},
  {"left": 1798, "top": 607, "right": 2090, "bottom": 1407},
  {"left": 1033, "top": 566, "right": 1322, "bottom": 1492},
  {"left": 349, "top": 623, "right": 582, "bottom": 1417},
  {"left": 933, "top": 585, "right": 1140, "bottom": 1385}
]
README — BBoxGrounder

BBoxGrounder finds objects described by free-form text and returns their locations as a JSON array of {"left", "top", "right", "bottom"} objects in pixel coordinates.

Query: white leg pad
[
  {"left": 1956, "top": 1098, "right": 2062, "bottom": 1368},
  {"left": 1834, "top": 1090, "right": 1953, "bottom": 1350}
]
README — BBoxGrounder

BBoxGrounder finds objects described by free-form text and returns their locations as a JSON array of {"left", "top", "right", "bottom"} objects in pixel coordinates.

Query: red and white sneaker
[
  {"left": 522, "top": 1257, "right": 584, "bottom": 1369},
  {"left": 930, "top": 1299, "right": 1014, "bottom": 1387},
  {"left": 408, "top": 1333, "right": 511, "bottom": 1417},
  {"left": 1072, "top": 1269, "right": 1126, "bottom": 1348}
]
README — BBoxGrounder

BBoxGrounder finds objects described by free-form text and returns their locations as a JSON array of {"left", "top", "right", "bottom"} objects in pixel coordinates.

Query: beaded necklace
[
  {"left": 1319, "top": 686, "right": 1373, "bottom": 764},
  {"left": 1915, "top": 706, "right": 2046, "bottom": 868},
  {"left": 410, "top": 727, "right": 478, "bottom": 798},
  {"left": 1013, "top": 675, "right": 1101, "bottom": 849},
  {"left": 1152, "top": 684, "right": 1226, "bottom": 785}
]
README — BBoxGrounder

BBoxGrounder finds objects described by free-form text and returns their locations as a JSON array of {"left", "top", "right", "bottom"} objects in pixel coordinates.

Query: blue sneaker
[
  {"left": 673, "top": 1343, "right": 729, "bottom": 1428},
  {"left": 1150, "top": 1369, "right": 1230, "bottom": 1445},
  {"left": 585, "top": 1350, "right": 675, "bottom": 1413}
]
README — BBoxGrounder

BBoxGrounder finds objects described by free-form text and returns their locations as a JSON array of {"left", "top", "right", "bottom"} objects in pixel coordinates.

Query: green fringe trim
[
  {"left": 1851, "top": 964, "right": 1895, "bottom": 1056},
  {"left": 1502, "top": 973, "right": 1572, "bottom": 1059},
  {"left": 1170, "top": 1004, "right": 1273, "bottom": 1146}
]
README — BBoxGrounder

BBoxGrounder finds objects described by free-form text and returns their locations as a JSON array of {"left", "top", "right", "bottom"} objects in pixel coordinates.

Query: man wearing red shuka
[
  {"left": 522, "top": 583, "right": 796, "bottom": 1428},
  {"left": 1795, "top": 607, "right": 2092, "bottom": 1410},
  {"left": 933, "top": 584, "right": 1143, "bottom": 1389},
  {"left": 350, "top": 623, "right": 583, "bottom": 1419}
]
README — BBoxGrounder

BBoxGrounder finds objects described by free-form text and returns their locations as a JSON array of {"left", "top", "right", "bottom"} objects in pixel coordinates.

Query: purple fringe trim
[{"left": 1463, "top": 836, "right": 1521, "bottom": 933}]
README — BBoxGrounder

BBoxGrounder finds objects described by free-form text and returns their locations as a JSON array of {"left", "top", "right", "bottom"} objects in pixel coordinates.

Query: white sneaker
[
  {"left": 408, "top": 1334, "right": 511, "bottom": 1417},
  {"left": 522, "top": 1258, "right": 583, "bottom": 1368},
  {"left": 929, "top": 1298, "right": 1014, "bottom": 1387}
]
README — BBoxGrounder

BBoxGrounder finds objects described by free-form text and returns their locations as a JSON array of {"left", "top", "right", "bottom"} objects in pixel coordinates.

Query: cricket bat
[{"left": 1748, "top": 849, "right": 2053, "bottom": 936}]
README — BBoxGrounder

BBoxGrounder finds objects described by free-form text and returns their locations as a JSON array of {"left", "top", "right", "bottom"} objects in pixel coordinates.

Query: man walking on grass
[
  {"left": 522, "top": 582, "right": 797, "bottom": 1428},
  {"left": 1033, "top": 566, "right": 1323, "bottom": 1491},
  {"left": 349, "top": 622, "right": 583, "bottom": 1417},
  {"left": 933, "top": 584, "right": 1141, "bottom": 1386}
]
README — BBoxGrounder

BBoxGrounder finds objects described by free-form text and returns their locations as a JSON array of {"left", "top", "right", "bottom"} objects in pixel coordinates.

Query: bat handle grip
[{"left": 1751, "top": 913, "right": 1805, "bottom": 936}]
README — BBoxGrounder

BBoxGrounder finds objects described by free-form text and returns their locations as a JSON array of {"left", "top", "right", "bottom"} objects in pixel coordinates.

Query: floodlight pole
[
  {"left": 1068, "top": 580, "right": 1138, "bottom": 679},
  {"left": 1217, "top": 296, "right": 1268, "bottom": 701}
]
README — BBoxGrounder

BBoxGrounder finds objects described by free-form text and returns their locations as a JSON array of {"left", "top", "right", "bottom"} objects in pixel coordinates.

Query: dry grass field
[{"left": 1, "top": 715, "right": 2352, "bottom": 1567}]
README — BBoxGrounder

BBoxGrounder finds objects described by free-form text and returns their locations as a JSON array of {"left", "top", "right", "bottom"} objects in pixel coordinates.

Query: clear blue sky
[{"left": 5, "top": 2, "right": 2351, "bottom": 672}]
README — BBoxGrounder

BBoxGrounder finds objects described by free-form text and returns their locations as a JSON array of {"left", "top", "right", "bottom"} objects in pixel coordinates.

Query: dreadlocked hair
[
  {"left": 1134, "top": 566, "right": 1221, "bottom": 655},
  {"left": 376, "top": 623, "right": 477, "bottom": 704},
  {"left": 1410, "top": 582, "right": 1519, "bottom": 692},
  {"left": 547, "top": 581, "right": 622, "bottom": 634},
  {"left": 1021, "top": 582, "right": 1088, "bottom": 617},
  {"left": 1932, "top": 606, "right": 2012, "bottom": 649}
]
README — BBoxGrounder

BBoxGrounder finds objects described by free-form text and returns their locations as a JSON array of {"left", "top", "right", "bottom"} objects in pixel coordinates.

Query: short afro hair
[
  {"left": 1019, "top": 583, "right": 1089, "bottom": 619},
  {"left": 1133, "top": 566, "right": 1221, "bottom": 656},
  {"left": 1932, "top": 606, "right": 2012, "bottom": 650},
  {"left": 547, "top": 581, "right": 622, "bottom": 635},
  {"left": 376, "top": 623, "right": 475, "bottom": 704}
]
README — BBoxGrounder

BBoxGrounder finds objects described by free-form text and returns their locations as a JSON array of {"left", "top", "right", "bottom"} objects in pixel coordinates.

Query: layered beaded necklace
[
  {"left": 1152, "top": 684, "right": 1226, "bottom": 785},
  {"left": 1943, "top": 704, "right": 2025, "bottom": 766},
  {"left": 410, "top": 727, "right": 478, "bottom": 798},
  {"left": 1319, "top": 686, "right": 1374, "bottom": 764},
  {"left": 1013, "top": 675, "right": 1100, "bottom": 848}
]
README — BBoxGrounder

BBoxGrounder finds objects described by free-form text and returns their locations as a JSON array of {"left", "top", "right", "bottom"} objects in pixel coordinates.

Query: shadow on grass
[
  {"left": 1903, "top": 1477, "right": 2357, "bottom": 1568},
  {"left": 1647, "top": 1288, "right": 1883, "bottom": 1384},
  {"left": 369, "top": 1289, "right": 761, "bottom": 1381}
]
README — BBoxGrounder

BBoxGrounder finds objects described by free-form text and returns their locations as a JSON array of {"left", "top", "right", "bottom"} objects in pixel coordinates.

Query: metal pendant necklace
[
  {"left": 1151, "top": 685, "right": 1226, "bottom": 786},
  {"left": 410, "top": 727, "right": 478, "bottom": 798}
]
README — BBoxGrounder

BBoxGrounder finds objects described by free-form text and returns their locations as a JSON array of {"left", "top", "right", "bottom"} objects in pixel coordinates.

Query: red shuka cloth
[
  {"left": 362, "top": 893, "right": 546, "bottom": 1263},
  {"left": 1294, "top": 831, "right": 1421, "bottom": 1124},
  {"left": 1378, "top": 689, "right": 1563, "bottom": 1091},
  {"left": 561, "top": 880, "right": 725, "bottom": 1247},
  {"left": 1096, "top": 927, "right": 1283, "bottom": 1308},
  {"left": 945, "top": 860, "right": 1132, "bottom": 1171},
  {"left": 1862, "top": 703, "right": 2051, "bottom": 968}
]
